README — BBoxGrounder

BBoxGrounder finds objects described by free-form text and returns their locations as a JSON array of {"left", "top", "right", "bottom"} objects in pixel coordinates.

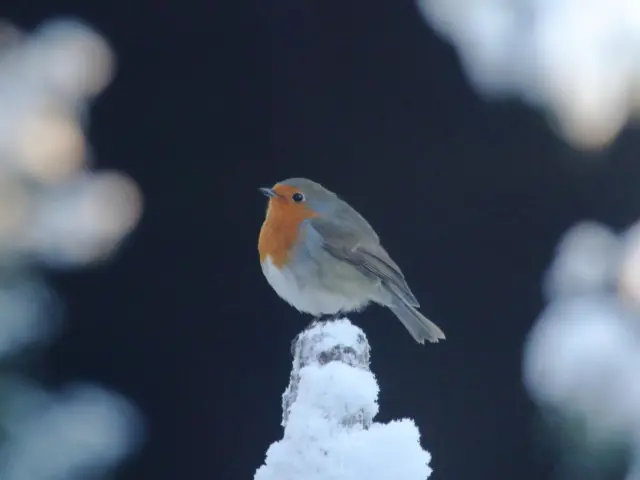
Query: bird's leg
[
  {"left": 305, "top": 313, "right": 341, "bottom": 332},
  {"left": 290, "top": 332, "right": 301, "bottom": 357},
  {"left": 308, "top": 315, "right": 323, "bottom": 328}
]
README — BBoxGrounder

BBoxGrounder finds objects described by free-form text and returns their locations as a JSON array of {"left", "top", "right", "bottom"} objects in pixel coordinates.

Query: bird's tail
[{"left": 388, "top": 296, "right": 446, "bottom": 344}]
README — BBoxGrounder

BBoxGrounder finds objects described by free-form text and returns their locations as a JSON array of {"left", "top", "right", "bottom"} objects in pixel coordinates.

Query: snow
[
  {"left": 255, "top": 319, "right": 433, "bottom": 480},
  {"left": 0, "top": 18, "right": 143, "bottom": 479},
  {"left": 417, "top": 0, "right": 640, "bottom": 150},
  {"left": 523, "top": 220, "right": 640, "bottom": 478}
]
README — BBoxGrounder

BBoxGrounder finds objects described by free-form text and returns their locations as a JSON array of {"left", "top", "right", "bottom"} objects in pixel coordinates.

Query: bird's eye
[{"left": 292, "top": 192, "right": 305, "bottom": 203}]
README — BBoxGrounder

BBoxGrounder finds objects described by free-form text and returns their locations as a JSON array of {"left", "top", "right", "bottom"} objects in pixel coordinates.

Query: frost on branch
[
  {"left": 255, "top": 319, "right": 433, "bottom": 480},
  {"left": 282, "top": 318, "right": 372, "bottom": 429}
]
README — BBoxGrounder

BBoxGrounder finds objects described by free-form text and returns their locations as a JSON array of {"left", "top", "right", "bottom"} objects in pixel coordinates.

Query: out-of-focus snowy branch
[
  {"left": 523, "top": 221, "right": 640, "bottom": 480},
  {"left": 416, "top": 0, "right": 640, "bottom": 151},
  {"left": 255, "top": 319, "right": 432, "bottom": 480},
  {"left": 0, "top": 17, "right": 144, "bottom": 479}
]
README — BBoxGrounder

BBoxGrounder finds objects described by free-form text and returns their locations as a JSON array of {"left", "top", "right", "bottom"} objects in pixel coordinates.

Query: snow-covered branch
[{"left": 255, "top": 319, "right": 433, "bottom": 480}]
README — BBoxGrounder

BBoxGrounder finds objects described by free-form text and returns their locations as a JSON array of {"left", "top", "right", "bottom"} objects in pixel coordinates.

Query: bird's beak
[{"left": 259, "top": 187, "right": 278, "bottom": 198}]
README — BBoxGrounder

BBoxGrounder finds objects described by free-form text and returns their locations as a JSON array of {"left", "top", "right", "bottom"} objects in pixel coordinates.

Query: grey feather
[
  {"left": 276, "top": 177, "right": 445, "bottom": 344},
  {"left": 281, "top": 178, "right": 380, "bottom": 243},
  {"left": 388, "top": 296, "right": 446, "bottom": 344},
  {"left": 309, "top": 216, "right": 420, "bottom": 307}
]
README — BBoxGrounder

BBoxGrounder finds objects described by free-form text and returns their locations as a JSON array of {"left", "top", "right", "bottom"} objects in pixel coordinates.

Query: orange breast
[{"left": 259, "top": 196, "right": 318, "bottom": 268}]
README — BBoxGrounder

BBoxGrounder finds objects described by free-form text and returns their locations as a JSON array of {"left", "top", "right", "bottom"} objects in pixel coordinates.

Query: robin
[{"left": 258, "top": 177, "right": 446, "bottom": 344}]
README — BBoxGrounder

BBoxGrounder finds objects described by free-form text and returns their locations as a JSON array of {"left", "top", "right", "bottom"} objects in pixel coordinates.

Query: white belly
[{"left": 261, "top": 256, "right": 369, "bottom": 316}]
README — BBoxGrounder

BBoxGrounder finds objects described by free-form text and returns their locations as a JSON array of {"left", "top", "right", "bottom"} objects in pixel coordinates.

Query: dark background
[{"left": 5, "top": 0, "right": 640, "bottom": 479}]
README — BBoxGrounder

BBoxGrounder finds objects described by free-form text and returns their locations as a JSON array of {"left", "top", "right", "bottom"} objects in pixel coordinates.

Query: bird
[{"left": 257, "top": 177, "right": 446, "bottom": 344}]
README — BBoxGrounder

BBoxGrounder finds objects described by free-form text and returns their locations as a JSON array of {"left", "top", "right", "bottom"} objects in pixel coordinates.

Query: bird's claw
[
  {"left": 309, "top": 316, "right": 322, "bottom": 328},
  {"left": 306, "top": 313, "right": 339, "bottom": 329}
]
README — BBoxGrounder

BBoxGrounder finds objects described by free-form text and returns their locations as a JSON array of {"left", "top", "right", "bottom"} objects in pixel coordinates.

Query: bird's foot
[
  {"left": 313, "top": 312, "right": 343, "bottom": 323},
  {"left": 306, "top": 314, "right": 338, "bottom": 327},
  {"left": 304, "top": 313, "right": 343, "bottom": 333},
  {"left": 290, "top": 333, "right": 300, "bottom": 357},
  {"left": 308, "top": 316, "right": 323, "bottom": 328}
]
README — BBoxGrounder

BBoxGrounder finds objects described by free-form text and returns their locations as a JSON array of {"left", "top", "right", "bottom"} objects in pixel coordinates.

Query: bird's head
[{"left": 259, "top": 177, "right": 338, "bottom": 221}]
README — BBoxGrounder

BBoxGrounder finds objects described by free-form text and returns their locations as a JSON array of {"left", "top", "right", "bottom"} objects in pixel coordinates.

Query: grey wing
[
  {"left": 309, "top": 216, "right": 420, "bottom": 307},
  {"left": 330, "top": 199, "right": 380, "bottom": 245}
]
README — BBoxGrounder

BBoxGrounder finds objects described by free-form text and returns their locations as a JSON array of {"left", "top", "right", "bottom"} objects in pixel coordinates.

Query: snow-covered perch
[{"left": 254, "top": 319, "right": 433, "bottom": 480}]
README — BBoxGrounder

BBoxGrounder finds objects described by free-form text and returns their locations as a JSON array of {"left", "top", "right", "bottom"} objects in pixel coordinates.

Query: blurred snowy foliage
[
  {"left": 255, "top": 320, "right": 432, "bottom": 480},
  {"left": 417, "top": 0, "right": 640, "bottom": 150},
  {"left": 0, "top": 17, "right": 144, "bottom": 479},
  {"left": 524, "top": 221, "right": 640, "bottom": 480}
]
